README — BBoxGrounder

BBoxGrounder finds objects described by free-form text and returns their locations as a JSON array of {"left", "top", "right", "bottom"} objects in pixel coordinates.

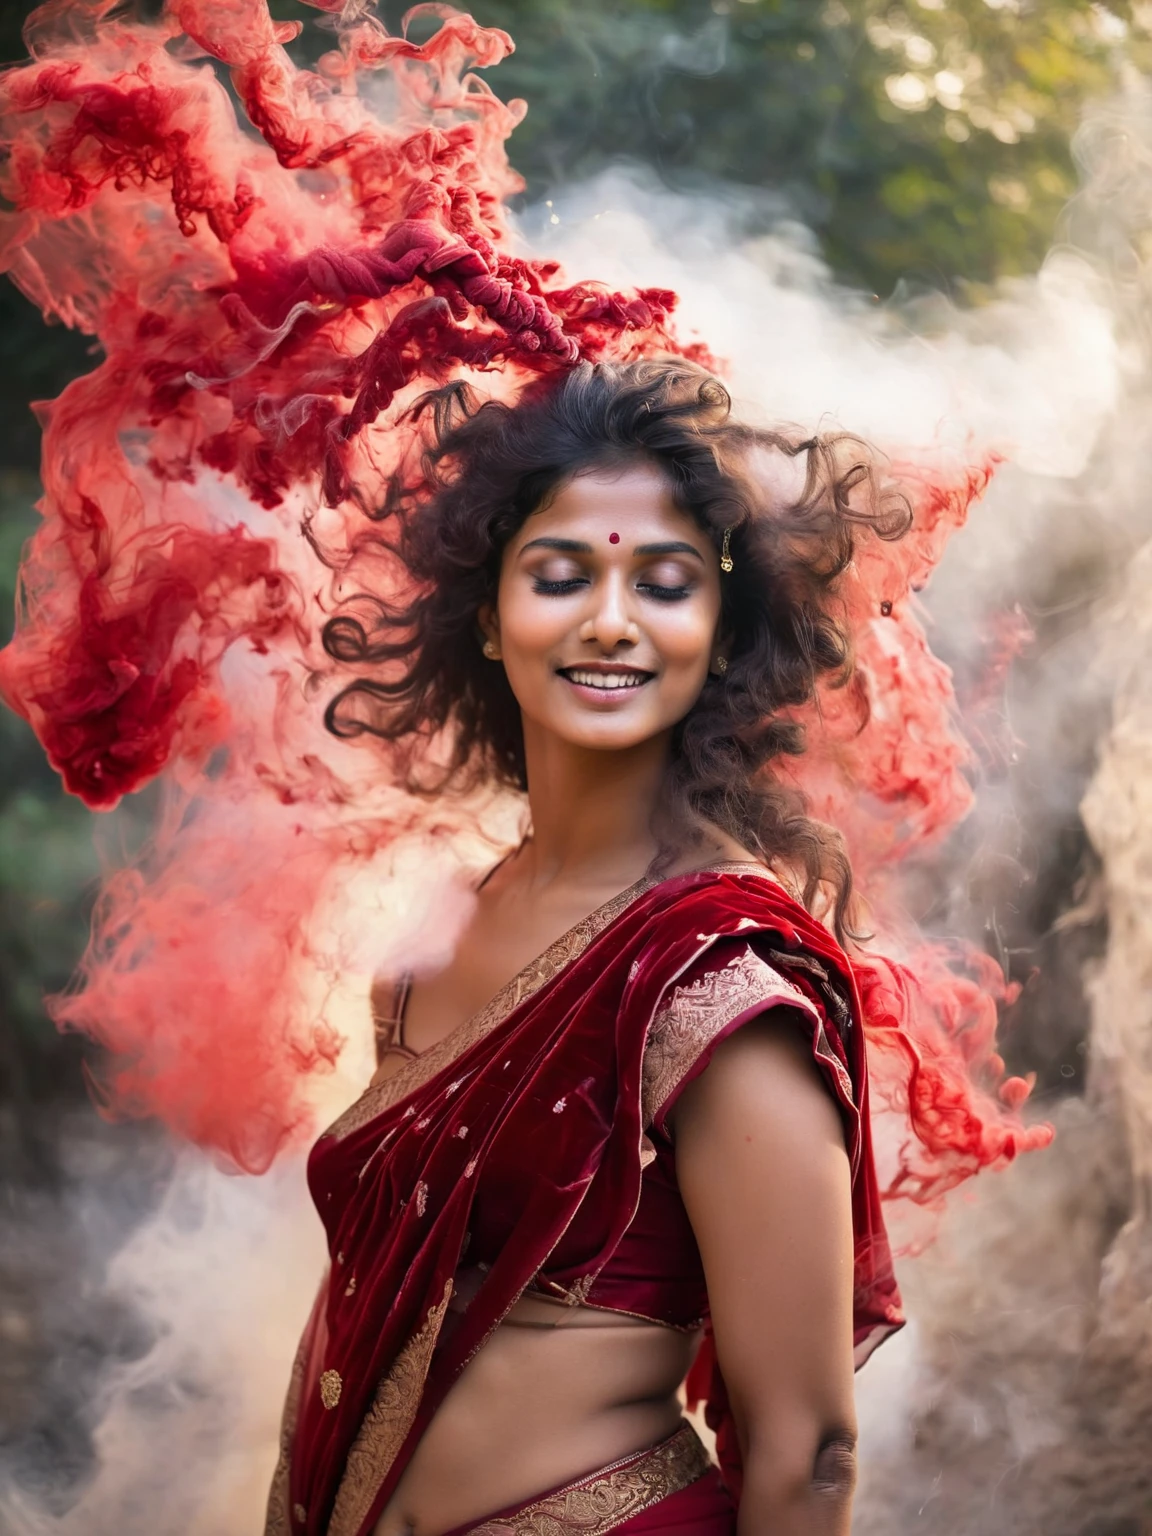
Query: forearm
[
  {"left": 673, "top": 1016, "right": 862, "bottom": 1536},
  {"left": 737, "top": 1432, "right": 857, "bottom": 1536}
]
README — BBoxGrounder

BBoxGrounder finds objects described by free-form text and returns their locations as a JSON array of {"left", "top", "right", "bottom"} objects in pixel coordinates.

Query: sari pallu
[{"left": 266, "top": 867, "right": 903, "bottom": 1536}]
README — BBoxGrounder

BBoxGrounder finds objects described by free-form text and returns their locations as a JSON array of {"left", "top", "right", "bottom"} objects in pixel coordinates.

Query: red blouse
[{"left": 384, "top": 934, "right": 857, "bottom": 1335}]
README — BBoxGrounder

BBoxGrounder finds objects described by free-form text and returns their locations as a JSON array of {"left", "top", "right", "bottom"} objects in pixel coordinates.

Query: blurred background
[{"left": 2, "top": 0, "right": 1151, "bottom": 1531}]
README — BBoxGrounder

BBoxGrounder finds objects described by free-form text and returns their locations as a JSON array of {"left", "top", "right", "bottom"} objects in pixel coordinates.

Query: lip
[{"left": 556, "top": 663, "right": 655, "bottom": 703}]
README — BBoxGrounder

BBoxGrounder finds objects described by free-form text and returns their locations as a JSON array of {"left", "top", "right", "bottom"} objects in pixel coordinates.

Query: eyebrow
[
  {"left": 518, "top": 537, "right": 705, "bottom": 561},
  {"left": 518, "top": 537, "right": 593, "bottom": 555},
  {"left": 632, "top": 541, "right": 705, "bottom": 561}
]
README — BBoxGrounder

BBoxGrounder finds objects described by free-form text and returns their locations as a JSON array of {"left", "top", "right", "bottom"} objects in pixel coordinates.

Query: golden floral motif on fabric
[
  {"left": 327, "top": 1280, "right": 454, "bottom": 1536},
  {"left": 467, "top": 1422, "right": 712, "bottom": 1535},
  {"left": 262, "top": 1307, "right": 311, "bottom": 1536},
  {"left": 641, "top": 944, "right": 823, "bottom": 1128},
  {"left": 319, "top": 1369, "right": 343, "bottom": 1410}
]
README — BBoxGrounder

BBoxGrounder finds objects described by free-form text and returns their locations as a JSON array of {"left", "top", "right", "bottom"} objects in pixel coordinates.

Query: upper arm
[{"left": 673, "top": 1010, "right": 857, "bottom": 1461}]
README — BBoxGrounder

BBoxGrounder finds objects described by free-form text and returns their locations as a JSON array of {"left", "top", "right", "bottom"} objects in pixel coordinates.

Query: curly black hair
[{"left": 323, "top": 359, "right": 911, "bottom": 941}]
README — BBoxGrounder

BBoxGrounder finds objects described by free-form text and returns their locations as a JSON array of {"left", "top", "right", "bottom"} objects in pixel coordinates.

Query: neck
[{"left": 518, "top": 718, "right": 672, "bottom": 891}]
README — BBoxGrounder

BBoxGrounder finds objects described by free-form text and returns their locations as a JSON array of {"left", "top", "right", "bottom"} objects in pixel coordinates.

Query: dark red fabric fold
[{"left": 285, "top": 870, "right": 902, "bottom": 1534}]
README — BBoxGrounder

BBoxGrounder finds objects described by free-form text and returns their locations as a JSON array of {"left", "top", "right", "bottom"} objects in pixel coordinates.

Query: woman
[{"left": 265, "top": 360, "right": 908, "bottom": 1536}]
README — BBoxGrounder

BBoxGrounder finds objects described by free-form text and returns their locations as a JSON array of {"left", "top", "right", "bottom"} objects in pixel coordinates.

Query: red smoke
[
  {"left": 784, "top": 454, "right": 1053, "bottom": 1201},
  {"left": 0, "top": 0, "right": 1050, "bottom": 1185}
]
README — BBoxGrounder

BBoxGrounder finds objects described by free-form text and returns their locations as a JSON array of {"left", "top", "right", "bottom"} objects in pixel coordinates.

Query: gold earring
[
  {"left": 482, "top": 638, "right": 501, "bottom": 660},
  {"left": 714, "top": 655, "right": 728, "bottom": 676},
  {"left": 720, "top": 528, "right": 734, "bottom": 574}
]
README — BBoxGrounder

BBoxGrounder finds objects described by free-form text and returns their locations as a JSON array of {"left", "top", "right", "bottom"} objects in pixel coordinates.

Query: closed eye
[
  {"left": 532, "top": 577, "right": 589, "bottom": 596},
  {"left": 637, "top": 582, "right": 692, "bottom": 602}
]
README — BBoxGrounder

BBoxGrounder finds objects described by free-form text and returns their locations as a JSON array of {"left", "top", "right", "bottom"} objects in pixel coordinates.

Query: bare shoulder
[
  {"left": 663, "top": 826, "right": 798, "bottom": 890},
  {"left": 661, "top": 826, "right": 762, "bottom": 876},
  {"left": 708, "top": 829, "right": 765, "bottom": 867}
]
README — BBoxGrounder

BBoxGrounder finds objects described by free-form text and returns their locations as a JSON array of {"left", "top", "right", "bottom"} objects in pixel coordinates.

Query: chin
[{"left": 551, "top": 716, "right": 670, "bottom": 753}]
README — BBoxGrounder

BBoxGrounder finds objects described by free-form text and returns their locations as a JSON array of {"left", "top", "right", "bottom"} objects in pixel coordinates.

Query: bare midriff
[{"left": 371, "top": 1293, "right": 698, "bottom": 1536}]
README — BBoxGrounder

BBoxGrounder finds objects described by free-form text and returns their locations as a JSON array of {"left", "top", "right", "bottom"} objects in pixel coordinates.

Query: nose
[{"left": 578, "top": 569, "right": 640, "bottom": 652}]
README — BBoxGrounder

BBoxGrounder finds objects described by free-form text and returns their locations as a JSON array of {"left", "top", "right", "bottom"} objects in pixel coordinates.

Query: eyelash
[
  {"left": 638, "top": 582, "right": 691, "bottom": 603},
  {"left": 532, "top": 578, "right": 586, "bottom": 595},
  {"left": 531, "top": 578, "right": 692, "bottom": 602}
]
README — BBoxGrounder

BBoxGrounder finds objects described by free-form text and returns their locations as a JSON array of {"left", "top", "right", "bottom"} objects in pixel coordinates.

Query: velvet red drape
[{"left": 277, "top": 869, "right": 902, "bottom": 1536}]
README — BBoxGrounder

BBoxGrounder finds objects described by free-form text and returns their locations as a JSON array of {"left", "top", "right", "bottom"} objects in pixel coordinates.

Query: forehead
[{"left": 518, "top": 462, "right": 706, "bottom": 545}]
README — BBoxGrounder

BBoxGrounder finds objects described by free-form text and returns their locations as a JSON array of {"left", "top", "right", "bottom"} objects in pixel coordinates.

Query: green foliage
[
  {"left": 0, "top": 2, "right": 92, "bottom": 470},
  {"left": 360, "top": 0, "right": 1145, "bottom": 296},
  {"left": 0, "top": 477, "right": 101, "bottom": 1113}
]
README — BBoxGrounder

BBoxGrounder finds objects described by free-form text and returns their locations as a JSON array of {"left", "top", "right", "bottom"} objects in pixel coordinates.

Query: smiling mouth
[{"left": 557, "top": 666, "right": 654, "bottom": 692}]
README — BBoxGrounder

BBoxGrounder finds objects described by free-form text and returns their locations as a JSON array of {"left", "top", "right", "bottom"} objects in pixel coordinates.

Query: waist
[
  {"left": 439, "top": 1423, "right": 725, "bottom": 1536},
  {"left": 374, "top": 1318, "right": 700, "bottom": 1535}
]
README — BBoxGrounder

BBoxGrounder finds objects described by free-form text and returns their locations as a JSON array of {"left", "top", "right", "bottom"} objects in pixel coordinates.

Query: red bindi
[{"left": 608, "top": 532, "right": 620, "bottom": 544}]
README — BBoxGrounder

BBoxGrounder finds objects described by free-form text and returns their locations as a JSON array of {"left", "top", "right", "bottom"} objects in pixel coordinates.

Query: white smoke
[
  {"left": 527, "top": 169, "right": 1119, "bottom": 475},
  {"left": 2, "top": 1147, "right": 326, "bottom": 1536}
]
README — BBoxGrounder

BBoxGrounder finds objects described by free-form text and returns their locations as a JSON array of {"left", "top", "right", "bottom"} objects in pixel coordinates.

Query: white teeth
[{"left": 564, "top": 669, "right": 648, "bottom": 690}]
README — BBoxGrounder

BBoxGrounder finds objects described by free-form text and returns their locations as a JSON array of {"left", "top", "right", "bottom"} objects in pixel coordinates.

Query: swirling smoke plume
[{"left": 0, "top": 2, "right": 1149, "bottom": 1531}]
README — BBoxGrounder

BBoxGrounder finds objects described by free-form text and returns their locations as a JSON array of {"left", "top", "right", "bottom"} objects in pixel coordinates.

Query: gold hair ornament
[{"left": 720, "top": 528, "right": 734, "bottom": 573}]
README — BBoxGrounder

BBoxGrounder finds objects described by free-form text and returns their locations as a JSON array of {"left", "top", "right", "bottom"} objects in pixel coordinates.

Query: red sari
[{"left": 265, "top": 865, "right": 903, "bottom": 1536}]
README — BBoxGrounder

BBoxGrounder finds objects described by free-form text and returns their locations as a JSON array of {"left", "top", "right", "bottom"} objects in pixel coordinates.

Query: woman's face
[{"left": 482, "top": 462, "right": 725, "bottom": 755}]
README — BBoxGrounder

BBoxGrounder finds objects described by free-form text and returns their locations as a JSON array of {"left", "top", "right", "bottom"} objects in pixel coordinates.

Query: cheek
[
  {"left": 653, "top": 604, "right": 719, "bottom": 668},
  {"left": 496, "top": 581, "right": 564, "bottom": 656}
]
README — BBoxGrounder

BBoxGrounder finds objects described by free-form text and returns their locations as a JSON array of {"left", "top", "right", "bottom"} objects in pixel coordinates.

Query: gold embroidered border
[
  {"left": 326, "top": 862, "right": 795, "bottom": 1144},
  {"left": 327, "top": 1279, "right": 454, "bottom": 1536},
  {"left": 467, "top": 1423, "right": 712, "bottom": 1536},
  {"left": 324, "top": 878, "right": 653, "bottom": 1141},
  {"left": 641, "top": 944, "right": 823, "bottom": 1128}
]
